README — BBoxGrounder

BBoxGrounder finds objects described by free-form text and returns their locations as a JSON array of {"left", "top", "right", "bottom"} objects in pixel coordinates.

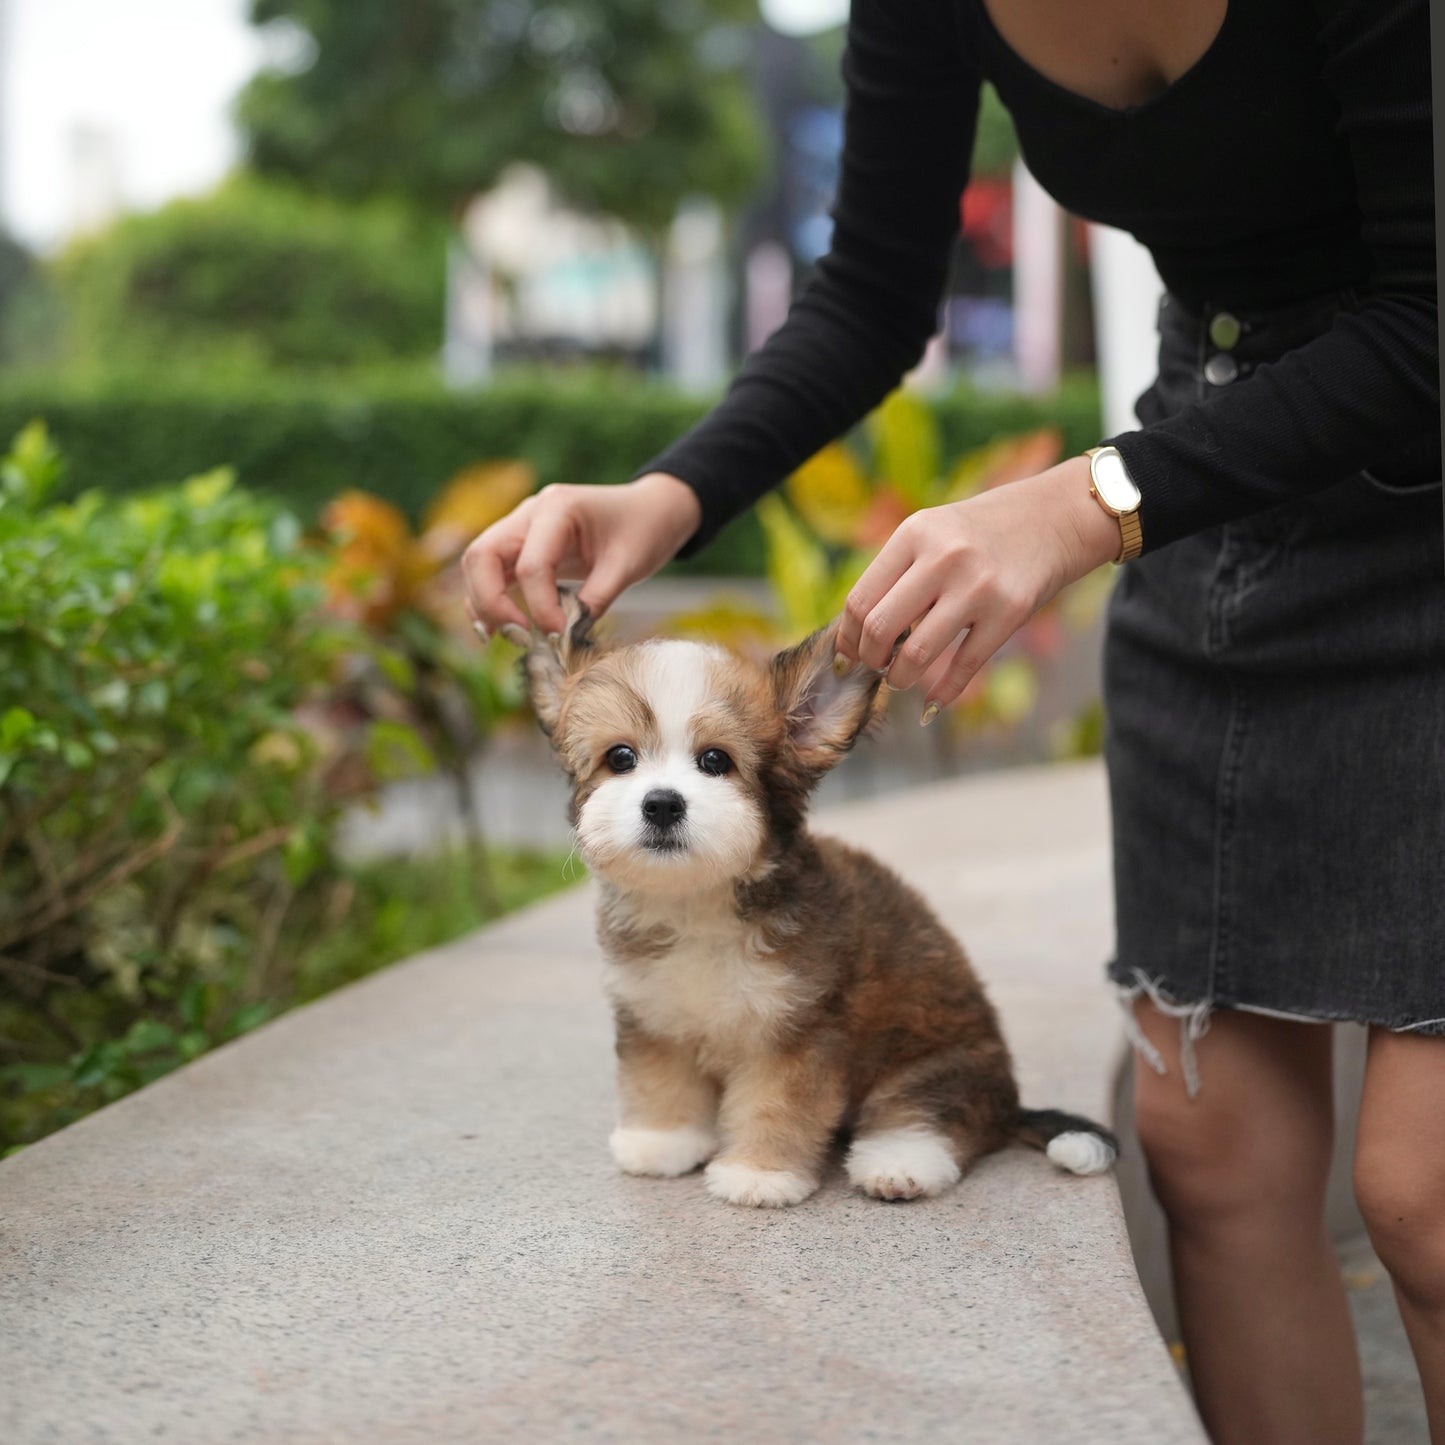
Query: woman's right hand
[{"left": 462, "top": 472, "right": 702, "bottom": 639}]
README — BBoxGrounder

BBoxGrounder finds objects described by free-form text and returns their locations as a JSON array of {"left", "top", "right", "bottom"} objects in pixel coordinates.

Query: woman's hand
[
  {"left": 833, "top": 456, "right": 1122, "bottom": 721},
  {"left": 462, "top": 472, "right": 702, "bottom": 639}
]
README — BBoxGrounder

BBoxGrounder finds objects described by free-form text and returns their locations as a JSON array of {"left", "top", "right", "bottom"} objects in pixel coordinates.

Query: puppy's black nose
[{"left": 641, "top": 788, "right": 686, "bottom": 829}]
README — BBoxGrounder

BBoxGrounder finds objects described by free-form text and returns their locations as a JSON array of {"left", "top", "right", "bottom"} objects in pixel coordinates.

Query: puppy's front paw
[
  {"left": 610, "top": 1125, "right": 718, "bottom": 1177},
  {"left": 704, "top": 1158, "right": 816, "bottom": 1208},
  {"left": 846, "top": 1127, "right": 961, "bottom": 1201}
]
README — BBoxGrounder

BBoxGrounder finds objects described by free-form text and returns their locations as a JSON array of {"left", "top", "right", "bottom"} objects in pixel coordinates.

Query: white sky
[
  {"left": 760, "top": 0, "right": 847, "bottom": 36},
  {"left": 0, "top": 0, "right": 264, "bottom": 250},
  {"left": 0, "top": 0, "right": 846, "bottom": 253}
]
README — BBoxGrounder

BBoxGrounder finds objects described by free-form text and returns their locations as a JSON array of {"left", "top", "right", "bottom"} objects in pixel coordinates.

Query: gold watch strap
[{"left": 1116, "top": 509, "right": 1143, "bottom": 563}]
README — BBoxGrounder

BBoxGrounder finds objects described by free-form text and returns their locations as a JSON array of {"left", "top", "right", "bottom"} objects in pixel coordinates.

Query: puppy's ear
[
  {"left": 523, "top": 586, "right": 598, "bottom": 738},
  {"left": 770, "top": 620, "right": 905, "bottom": 774}
]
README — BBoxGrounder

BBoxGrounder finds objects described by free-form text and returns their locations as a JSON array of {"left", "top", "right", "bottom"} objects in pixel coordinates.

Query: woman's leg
[
  {"left": 1131, "top": 1000, "right": 1362, "bottom": 1445},
  {"left": 1353, "top": 1029, "right": 1445, "bottom": 1443}
]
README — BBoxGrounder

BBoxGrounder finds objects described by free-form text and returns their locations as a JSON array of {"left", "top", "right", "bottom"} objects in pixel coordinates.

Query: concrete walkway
[{"left": 2, "top": 761, "right": 1204, "bottom": 1443}]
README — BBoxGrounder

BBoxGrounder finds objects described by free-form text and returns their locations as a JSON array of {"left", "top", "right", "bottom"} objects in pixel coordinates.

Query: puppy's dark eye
[
  {"left": 697, "top": 748, "right": 732, "bottom": 777},
  {"left": 605, "top": 745, "right": 638, "bottom": 773}
]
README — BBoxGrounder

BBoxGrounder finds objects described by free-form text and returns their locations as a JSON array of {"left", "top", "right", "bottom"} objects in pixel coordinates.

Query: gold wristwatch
[{"left": 1085, "top": 445, "right": 1143, "bottom": 563}]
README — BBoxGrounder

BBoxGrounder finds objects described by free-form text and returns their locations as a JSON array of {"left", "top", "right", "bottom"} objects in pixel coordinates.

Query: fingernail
[
  {"left": 832, "top": 652, "right": 852, "bottom": 676},
  {"left": 920, "top": 702, "right": 940, "bottom": 728},
  {"left": 472, "top": 621, "right": 490, "bottom": 644},
  {"left": 545, "top": 631, "right": 562, "bottom": 644},
  {"left": 501, "top": 624, "right": 529, "bottom": 648}
]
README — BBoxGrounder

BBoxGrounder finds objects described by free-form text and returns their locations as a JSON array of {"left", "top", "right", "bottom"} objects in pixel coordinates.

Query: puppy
[{"left": 524, "top": 596, "right": 1116, "bottom": 1208}]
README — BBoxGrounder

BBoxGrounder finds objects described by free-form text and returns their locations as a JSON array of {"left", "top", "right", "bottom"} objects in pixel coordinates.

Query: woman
[{"left": 463, "top": 2, "right": 1443, "bottom": 1440}]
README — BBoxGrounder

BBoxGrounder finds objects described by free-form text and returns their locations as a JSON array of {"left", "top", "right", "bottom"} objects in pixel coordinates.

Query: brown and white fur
[{"left": 524, "top": 594, "right": 1116, "bottom": 1208}]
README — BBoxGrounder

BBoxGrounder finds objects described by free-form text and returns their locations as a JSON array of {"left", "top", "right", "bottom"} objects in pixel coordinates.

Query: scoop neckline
[{"left": 975, "top": 0, "right": 1235, "bottom": 120}]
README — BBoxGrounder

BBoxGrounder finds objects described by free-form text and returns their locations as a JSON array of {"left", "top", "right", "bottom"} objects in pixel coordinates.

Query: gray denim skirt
[{"left": 1104, "top": 290, "right": 1445, "bottom": 1090}]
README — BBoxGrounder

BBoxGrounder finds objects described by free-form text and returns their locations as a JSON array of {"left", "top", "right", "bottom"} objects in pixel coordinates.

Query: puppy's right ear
[{"left": 523, "top": 586, "right": 597, "bottom": 737}]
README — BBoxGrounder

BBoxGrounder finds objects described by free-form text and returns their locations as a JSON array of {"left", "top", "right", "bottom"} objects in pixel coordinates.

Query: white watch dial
[{"left": 1092, "top": 448, "right": 1142, "bottom": 513}]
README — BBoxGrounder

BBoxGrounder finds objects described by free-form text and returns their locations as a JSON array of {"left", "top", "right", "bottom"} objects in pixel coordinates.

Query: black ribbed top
[{"left": 643, "top": 0, "right": 1437, "bottom": 556}]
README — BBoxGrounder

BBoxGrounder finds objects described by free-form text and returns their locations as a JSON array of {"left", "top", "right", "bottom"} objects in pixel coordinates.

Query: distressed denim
[{"left": 1104, "top": 290, "right": 1445, "bottom": 1092}]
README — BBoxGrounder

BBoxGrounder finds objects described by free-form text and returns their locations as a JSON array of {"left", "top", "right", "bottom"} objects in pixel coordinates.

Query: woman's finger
[
  {"left": 513, "top": 502, "right": 578, "bottom": 634},
  {"left": 462, "top": 519, "right": 531, "bottom": 633},
  {"left": 576, "top": 545, "right": 641, "bottom": 621},
  {"left": 846, "top": 563, "right": 946, "bottom": 673},
  {"left": 835, "top": 528, "right": 919, "bottom": 665},
  {"left": 920, "top": 613, "right": 1016, "bottom": 721},
  {"left": 884, "top": 592, "right": 974, "bottom": 692}
]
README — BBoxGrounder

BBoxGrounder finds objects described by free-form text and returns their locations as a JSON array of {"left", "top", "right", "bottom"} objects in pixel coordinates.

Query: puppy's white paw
[
  {"left": 1046, "top": 1131, "right": 1116, "bottom": 1176},
  {"left": 610, "top": 1125, "right": 718, "bottom": 1177},
  {"left": 846, "top": 1127, "right": 962, "bottom": 1201},
  {"left": 704, "top": 1159, "right": 816, "bottom": 1208}
]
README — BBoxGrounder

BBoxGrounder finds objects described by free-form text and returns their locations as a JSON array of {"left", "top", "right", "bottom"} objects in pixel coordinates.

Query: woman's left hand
[{"left": 832, "top": 455, "right": 1123, "bottom": 722}]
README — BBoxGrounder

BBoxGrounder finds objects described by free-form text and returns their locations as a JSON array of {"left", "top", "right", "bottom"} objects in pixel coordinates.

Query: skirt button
[
  {"left": 1205, "top": 352, "right": 1239, "bottom": 386},
  {"left": 1209, "top": 311, "right": 1242, "bottom": 349}
]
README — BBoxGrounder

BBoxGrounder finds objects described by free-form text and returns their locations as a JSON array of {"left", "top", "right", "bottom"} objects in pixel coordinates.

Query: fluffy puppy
[{"left": 524, "top": 596, "right": 1116, "bottom": 1208}]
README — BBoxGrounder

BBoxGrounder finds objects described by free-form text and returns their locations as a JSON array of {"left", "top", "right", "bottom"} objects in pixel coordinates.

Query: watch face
[{"left": 1092, "top": 449, "right": 1142, "bottom": 512}]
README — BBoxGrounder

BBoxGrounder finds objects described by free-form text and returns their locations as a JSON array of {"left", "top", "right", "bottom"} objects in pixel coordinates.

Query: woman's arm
[
  {"left": 1106, "top": 0, "right": 1437, "bottom": 551},
  {"left": 837, "top": 0, "right": 1436, "bottom": 715},
  {"left": 465, "top": 0, "right": 982, "bottom": 635},
  {"left": 640, "top": 0, "right": 985, "bottom": 557}
]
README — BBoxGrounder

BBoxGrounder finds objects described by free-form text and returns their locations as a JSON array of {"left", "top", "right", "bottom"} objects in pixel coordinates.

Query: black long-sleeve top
[{"left": 643, "top": 0, "right": 1437, "bottom": 558}]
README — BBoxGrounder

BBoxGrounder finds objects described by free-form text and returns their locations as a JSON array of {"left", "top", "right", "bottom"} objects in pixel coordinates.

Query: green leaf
[
  {"left": 177, "top": 981, "right": 209, "bottom": 1030},
  {"left": 226, "top": 1003, "right": 273, "bottom": 1038},
  {"left": 871, "top": 391, "right": 940, "bottom": 508},
  {"left": 177, "top": 1031, "right": 211, "bottom": 1062},
  {"left": 122, "top": 1018, "right": 180, "bottom": 1055},
  {"left": 180, "top": 467, "right": 235, "bottom": 510},
  {"left": 0, "top": 420, "right": 65, "bottom": 510},
  {"left": 365, "top": 718, "right": 437, "bottom": 781},
  {"left": 2, "top": 1062, "right": 73, "bottom": 1093},
  {"left": 60, "top": 739, "right": 94, "bottom": 769},
  {"left": 283, "top": 823, "right": 324, "bottom": 887},
  {"left": 72, "top": 1041, "right": 127, "bottom": 1089},
  {"left": 756, "top": 495, "right": 830, "bottom": 641},
  {"left": 373, "top": 645, "right": 417, "bottom": 692},
  {"left": 0, "top": 706, "right": 36, "bottom": 748},
  {"left": 986, "top": 657, "right": 1040, "bottom": 726}
]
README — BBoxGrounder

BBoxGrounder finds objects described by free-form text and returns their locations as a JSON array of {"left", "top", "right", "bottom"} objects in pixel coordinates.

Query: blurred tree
[
  {"left": 236, "top": 0, "right": 768, "bottom": 238},
  {"left": 54, "top": 176, "right": 447, "bottom": 373},
  {"left": 971, "top": 83, "right": 1020, "bottom": 180},
  {"left": 0, "top": 232, "right": 60, "bottom": 369}
]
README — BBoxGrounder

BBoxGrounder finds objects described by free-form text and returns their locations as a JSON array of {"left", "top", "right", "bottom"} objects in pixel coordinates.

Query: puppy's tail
[{"left": 1016, "top": 1107, "right": 1118, "bottom": 1176}]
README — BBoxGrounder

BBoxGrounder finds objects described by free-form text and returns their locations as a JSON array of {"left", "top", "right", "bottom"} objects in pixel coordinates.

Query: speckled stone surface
[{"left": 1, "top": 760, "right": 1204, "bottom": 1443}]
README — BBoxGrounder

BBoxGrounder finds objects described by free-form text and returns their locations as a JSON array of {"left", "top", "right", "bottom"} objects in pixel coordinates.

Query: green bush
[
  {"left": 0, "top": 422, "right": 576, "bottom": 1153},
  {"left": 0, "top": 369, "right": 1102, "bottom": 576},
  {"left": 0, "top": 422, "right": 359, "bottom": 1149},
  {"left": 52, "top": 176, "right": 447, "bottom": 372}
]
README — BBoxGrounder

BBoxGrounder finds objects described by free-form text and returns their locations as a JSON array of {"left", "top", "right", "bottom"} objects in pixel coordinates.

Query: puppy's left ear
[
  {"left": 770, "top": 621, "right": 905, "bottom": 774},
  {"left": 523, "top": 586, "right": 597, "bottom": 738}
]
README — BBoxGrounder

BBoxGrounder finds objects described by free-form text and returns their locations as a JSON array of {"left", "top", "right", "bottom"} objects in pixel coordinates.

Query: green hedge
[
  {"left": 52, "top": 177, "right": 447, "bottom": 372},
  {"left": 0, "top": 369, "right": 1101, "bottom": 575}
]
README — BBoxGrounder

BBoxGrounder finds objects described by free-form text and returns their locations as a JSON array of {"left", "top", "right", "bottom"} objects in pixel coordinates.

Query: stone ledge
[{"left": 0, "top": 759, "right": 1203, "bottom": 1444}]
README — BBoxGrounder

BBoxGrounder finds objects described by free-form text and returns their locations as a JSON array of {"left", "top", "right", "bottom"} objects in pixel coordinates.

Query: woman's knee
[
  {"left": 1353, "top": 1029, "right": 1445, "bottom": 1310},
  {"left": 1130, "top": 1004, "right": 1335, "bottom": 1225},
  {"left": 1353, "top": 1128, "right": 1445, "bottom": 1309}
]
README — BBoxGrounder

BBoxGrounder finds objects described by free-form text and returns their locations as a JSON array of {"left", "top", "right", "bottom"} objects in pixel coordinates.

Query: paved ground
[
  {"left": 1342, "top": 1235, "right": 1431, "bottom": 1444},
  {"left": 2, "top": 761, "right": 1204, "bottom": 1444},
  {"left": 3, "top": 756, "right": 1423, "bottom": 1442}
]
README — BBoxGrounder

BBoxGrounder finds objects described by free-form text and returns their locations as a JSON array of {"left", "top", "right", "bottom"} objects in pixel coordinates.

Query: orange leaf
[
  {"left": 421, "top": 460, "right": 536, "bottom": 561},
  {"left": 853, "top": 486, "right": 913, "bottom": 548},
  {"left": 944, "top": 427, "right": 1065, "bottom": 501},
  {"left": 321, "top": 490, "right": 431, "bottom": 627},
  {"left": 981, "top": 427, "right": 1064, "bottom": 490}
]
